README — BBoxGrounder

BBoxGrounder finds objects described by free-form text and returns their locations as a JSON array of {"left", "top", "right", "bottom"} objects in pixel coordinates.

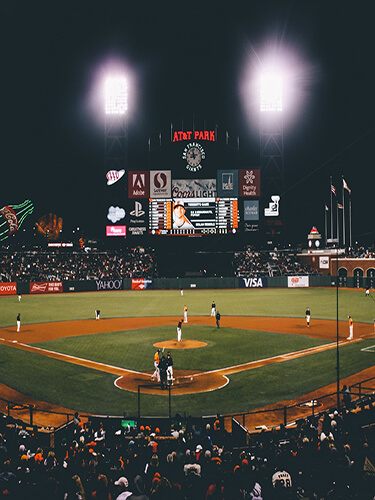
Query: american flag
[
  {"left": 331, "top": 185, "right": 336, "bottom": 196},
  {"left": 343, "top": 178, "right": 351, "bottom": 194}
]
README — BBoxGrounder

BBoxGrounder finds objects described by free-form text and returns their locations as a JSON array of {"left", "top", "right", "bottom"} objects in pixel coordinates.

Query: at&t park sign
[{"left": 172, "top": 130, "right": 216, "bottom": 142}]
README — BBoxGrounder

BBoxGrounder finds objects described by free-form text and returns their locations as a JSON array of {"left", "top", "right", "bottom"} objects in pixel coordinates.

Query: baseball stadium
[
  {"left": 1, "top": 115, "right": 375, "bottom": 497},
  {"left": 1, "top": 32, "right": 375, "bottom": 494}
]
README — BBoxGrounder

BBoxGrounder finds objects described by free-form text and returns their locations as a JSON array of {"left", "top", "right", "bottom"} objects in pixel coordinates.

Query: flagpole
[
  {"left": 349, "top": 195, "right": 352, "bottom": 248},
  {"left": 342, "top": 178, "right": 346, "bottom": 248},
  {"left": 324, "top": 205, "right": 328, "bottom": 246},
  {"left": 336, "top": 201, "right": 340, "bottom": 245},
  {"left": 330, "top": 177, "right": 333, "bottom": 240}
]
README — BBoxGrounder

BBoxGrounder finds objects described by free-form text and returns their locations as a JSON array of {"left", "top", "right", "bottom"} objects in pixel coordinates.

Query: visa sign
[{"left": 240, "top": 277, "right": 267, "bottom": 288}]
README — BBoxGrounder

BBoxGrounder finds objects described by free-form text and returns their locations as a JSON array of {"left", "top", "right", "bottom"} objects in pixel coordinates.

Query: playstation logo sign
[{"left": 130, "top": 201, "right": 145, "bottom": 217}]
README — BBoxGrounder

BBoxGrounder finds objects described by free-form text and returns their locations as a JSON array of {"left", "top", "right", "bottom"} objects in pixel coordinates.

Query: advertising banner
[
  {"left": 30, "top": 282, "right": 63, "bottom": 294},
  {"left": 217, "top": 170, "right": 238, "bottom": 197},
  {"left": 319, "top": 256, "right": 329, "bottom": 269},
  {"left": 0, "top": 282, "right": 17, "bottom": 295},
  {"left": 127, "top": 200, "right": 148, "bottom": 236},
  {"left": 131, "top": 278, "right": 153, "bottom": 290},
  {"left": 172, "top": 179, "right": 216, "bottom": 199},
  {"left": 95, "top": 279, "right": 123, "bottom": 291},
  {"left": 150, "top": 171, "right": 171, "bottom": 198},
  {"left": 239, "top": 277, "right": 267, "bottom": 288},
  {"left": 287, "top": 276, "right": 309, "bottom": 288},
  {"left": 128, "top": 171, "right": 149, "bottom": 199},
  {"left": 239, "top": 169, "right": 260, "bottom": 197},
  {"left": 106, "top": 225, "right": 126, "bottom": 237}
]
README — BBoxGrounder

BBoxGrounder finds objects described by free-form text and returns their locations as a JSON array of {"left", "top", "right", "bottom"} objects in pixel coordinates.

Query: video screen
[{"left": 149, "top": 197, "right": 239, "bottom": 235}]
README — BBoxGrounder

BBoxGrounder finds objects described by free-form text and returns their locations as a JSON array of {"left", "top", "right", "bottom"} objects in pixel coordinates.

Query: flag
[
  {"left": 331, "top": 184, "right": 336, "bottom": 196},
  {"left": 343, "top": 178, "right": 351, "bottom": 194},
  {"left": 363, "top": 456, "right": 375, "bottom": 475},
  {"left": 337, "top": 203, "right": 344, "bottom": 209},
  {"left": 325, "top": 204, "right": 329, "bottom": 211}
]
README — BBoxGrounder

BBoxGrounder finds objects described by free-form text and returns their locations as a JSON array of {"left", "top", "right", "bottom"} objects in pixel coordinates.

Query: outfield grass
[{"left": 1, "top": 287, "right": 374, "bottom": 417}]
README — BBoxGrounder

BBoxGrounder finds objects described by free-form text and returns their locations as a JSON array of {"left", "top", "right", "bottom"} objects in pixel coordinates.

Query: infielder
[
  {"left": 151, "top": 349, "right": 161, "bottom": 381},
  {"left": 347, "top": 316, "right": 353, "bottom": 340},
  {"left": 305, "top": 307, "right": 310, "bottom": 327},
  {"left": 177, "top": 319, "right": 183, "bottom": 342},
  {"left": 16, "top": 313, "right": 21, "bottom": 332},
  {"left": 211, "top": 301, "right": 216, "bottom": 317},
  {"left": 183, "top": 305, "right": 188, "bottom": 323}
]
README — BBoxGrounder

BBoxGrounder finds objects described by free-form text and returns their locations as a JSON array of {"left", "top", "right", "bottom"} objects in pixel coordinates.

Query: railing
[{"left": 1, "top": 377, "right": 374, "bottom": 445}]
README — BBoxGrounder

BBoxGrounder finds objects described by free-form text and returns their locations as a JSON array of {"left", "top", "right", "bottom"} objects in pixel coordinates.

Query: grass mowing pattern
[
  {"left": 31, "top": 326, "right": 327, "bottom": 371},
  {"left": 0, "top": 337, "right": 374, "bottom": 416},
  {"left": 1, "top": 287, "right": 375, "bottom": 416}
]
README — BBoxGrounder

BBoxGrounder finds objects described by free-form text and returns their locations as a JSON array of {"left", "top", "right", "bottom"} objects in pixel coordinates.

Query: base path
[{"left": 0, "top": 316, "right": 374, "bottom": 428}]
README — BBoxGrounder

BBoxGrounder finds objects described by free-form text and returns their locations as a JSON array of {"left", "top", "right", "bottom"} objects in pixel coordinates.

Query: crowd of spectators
[
  {"left": 233, "top": 248, "right": 319, "bottom": 278},
  {"left": 0, "top": 401, "right": 375, "bottom": 499},
  {"left": 345, "top": 246, "right": 375, "bottom": 259},
  {"left": 0, "top": 248, "right": 157, "bottom": 282}
]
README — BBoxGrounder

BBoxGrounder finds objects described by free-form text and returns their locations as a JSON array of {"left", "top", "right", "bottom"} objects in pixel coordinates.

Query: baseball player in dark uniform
[
  {"left": 177, "top": 319, "right": 183, "bottom": 342},
  {"left": 166, "top": 351, "right": 174, "bottom": 385},
  {"left": 158, "top": 354, "right": 168, "bottom": 390},
  {"left": 305, "top": 307, "right": 310, "bottom": 327}
]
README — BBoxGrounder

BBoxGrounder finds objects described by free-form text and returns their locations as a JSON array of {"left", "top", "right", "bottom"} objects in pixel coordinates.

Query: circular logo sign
[{"left": 182, "top": 142, "right": 205, "bottom": 172}]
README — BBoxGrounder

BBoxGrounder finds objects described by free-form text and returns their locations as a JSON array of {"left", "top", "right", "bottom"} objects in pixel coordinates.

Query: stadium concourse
[{"left": 0, "top": 245, "right": 319, "bottom": 280}]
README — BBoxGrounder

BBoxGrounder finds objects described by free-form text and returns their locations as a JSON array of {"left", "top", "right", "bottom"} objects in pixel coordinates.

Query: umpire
[{"left": 158, "top": 354, "right": 168, "bottom": 390}]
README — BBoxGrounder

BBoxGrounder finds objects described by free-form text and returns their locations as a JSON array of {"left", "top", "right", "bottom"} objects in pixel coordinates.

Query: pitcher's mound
[{"left": 154, "top": 339, "right": 207, "bottom": 349}]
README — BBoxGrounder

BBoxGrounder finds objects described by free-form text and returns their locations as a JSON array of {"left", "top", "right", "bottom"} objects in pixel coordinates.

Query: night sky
[{"left": 2, "top": 1, "right": 374, "bottom": 247}]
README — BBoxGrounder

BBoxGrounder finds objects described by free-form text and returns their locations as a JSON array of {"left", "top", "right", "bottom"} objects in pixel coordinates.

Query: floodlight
[
  {"left": 105, "top": 76, "right": 128, "bottom": 115},
  {"left": 260, "top": 74, "right": 283, "bottom": 112}
]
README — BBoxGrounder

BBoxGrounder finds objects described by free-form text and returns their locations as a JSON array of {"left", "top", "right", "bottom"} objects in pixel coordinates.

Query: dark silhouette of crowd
[
  {"left": 1, "top": 400, "right": 375, "bottom": 499},
  {"left": 0, "top": 246, "right": 322, "bottom": 283},
  {"left": 0, "top": 248, "right": 157, "bottom": 282},
  {"left": 233, "top": 247, "right": 319, "bottom": 278}
]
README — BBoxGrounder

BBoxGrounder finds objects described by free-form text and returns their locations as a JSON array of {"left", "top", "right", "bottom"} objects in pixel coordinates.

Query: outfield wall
[{"left": 14, "top": 274, "right": 374, "bottom": 295}]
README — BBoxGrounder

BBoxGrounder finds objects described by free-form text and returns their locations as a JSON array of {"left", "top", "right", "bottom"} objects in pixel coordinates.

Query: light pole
[
  {"left": 260, "top": 72, "right": 284, "bottom": 245},
  {"left": 104, "top": 76, "right": 128, "bottom": 238}
]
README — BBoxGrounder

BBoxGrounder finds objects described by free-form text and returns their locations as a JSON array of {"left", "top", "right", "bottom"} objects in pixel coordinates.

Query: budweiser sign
[
  {"left": 30, "top": 282, "right": 63, "bottom": 294},
  {"left": 0, "top": 206, "right": 18, "bottom": 234}
]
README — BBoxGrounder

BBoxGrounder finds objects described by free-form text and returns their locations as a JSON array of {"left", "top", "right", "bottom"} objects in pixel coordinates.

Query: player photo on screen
[{"left": 173, "top": 200, "right": 194, "bottom": 229}]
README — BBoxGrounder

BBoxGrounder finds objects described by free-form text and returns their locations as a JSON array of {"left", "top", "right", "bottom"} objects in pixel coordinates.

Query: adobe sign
[{"left": 128, "top": 171, "right": 149, "bottom": 199}]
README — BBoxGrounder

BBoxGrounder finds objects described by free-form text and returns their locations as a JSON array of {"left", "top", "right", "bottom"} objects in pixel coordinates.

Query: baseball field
[{"left": 1, "top": 287, "right": 375, "bottom": 424}]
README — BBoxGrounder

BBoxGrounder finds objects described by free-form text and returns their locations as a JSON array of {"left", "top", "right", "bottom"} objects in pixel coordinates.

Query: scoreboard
[{"left": 149, "top": 198, "right": 239, "bottom": 235}]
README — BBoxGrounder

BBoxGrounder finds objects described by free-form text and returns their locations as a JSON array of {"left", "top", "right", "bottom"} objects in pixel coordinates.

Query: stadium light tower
[
  {"left": 104, "top": 76, "right": 128, "bottom": 174},
  {"left": 105, "top": 76, "right": 128, "bottom": 115},
  {"left": 260, "top": 73, "right": 283, "bottom": 112},
  {"left": 259, "top": 71, "right": 285, "bottom": 244},
  {"left": 104, "top": 75, "right": 128, "bottom": 238}
]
